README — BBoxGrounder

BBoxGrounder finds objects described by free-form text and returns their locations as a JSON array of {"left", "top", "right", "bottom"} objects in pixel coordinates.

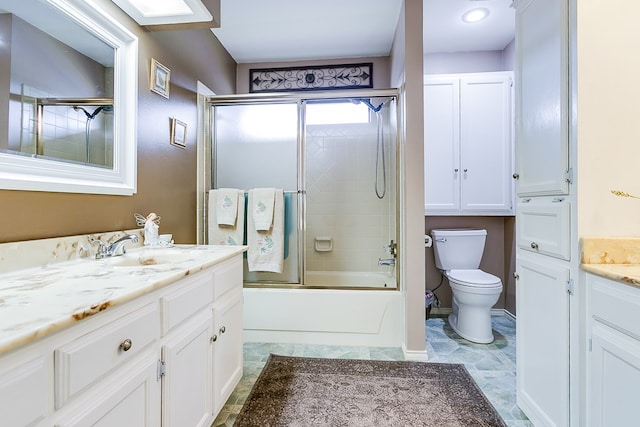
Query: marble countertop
[
  {"left": 0, "top": 244, "right": 246, "bottom": 356},
  {"left": 581, "top": 237, "right": 640, "bottom": 287}
]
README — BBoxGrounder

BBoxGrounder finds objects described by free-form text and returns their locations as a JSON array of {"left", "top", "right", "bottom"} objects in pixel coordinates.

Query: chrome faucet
[
  {"left": 378, "top": 258, "right": 396, "bottom": 266},
  {"left": 90, "top": 234, "right": 139, "bottom": 259}
]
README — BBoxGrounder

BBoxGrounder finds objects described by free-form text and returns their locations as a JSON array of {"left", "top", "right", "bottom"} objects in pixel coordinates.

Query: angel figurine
[{"left": 135, "top": 212, "right": 161, "bottom": 246}]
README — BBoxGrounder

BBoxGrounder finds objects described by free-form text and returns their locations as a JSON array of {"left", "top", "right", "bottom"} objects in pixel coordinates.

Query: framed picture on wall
[
  {"left": 170, "top": 117, "right": 187, "bottom": 148},
  {"left": 150, "top": 58, "right": 170, "bottom": 98}
]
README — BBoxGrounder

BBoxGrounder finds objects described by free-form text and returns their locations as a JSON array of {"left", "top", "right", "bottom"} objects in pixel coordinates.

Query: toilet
[{"left": 431, "top": 229, "right": 503, "bottom": 344}]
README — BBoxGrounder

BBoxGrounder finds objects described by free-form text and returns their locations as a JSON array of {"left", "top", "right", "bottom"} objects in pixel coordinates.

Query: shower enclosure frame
[{"left": 201, "top": 88, "right": 400, "bottom": 291}]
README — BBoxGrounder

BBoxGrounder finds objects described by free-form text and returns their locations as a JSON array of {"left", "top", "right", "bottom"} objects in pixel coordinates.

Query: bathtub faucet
[{"left": 378, "top": 258, "right": 396, "bottom": 266}]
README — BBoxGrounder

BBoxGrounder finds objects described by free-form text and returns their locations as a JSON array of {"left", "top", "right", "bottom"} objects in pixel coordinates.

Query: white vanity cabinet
[
  {"left": 423, "top": 72, "right": 513, "bottom": 216},
  {"left": 586, "top": 273, "right": 640, "bottom": 427},
  {"left": 0, "top": 252, "right": 244, "bottom": 427}
]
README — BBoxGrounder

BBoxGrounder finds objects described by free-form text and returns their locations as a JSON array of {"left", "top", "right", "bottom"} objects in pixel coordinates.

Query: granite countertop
[
  {"left": 581, "top": 237, "right": 640, "bottom": 287},
  {"left": 0, "top": 244, "right": 246, "bottom": 356}
]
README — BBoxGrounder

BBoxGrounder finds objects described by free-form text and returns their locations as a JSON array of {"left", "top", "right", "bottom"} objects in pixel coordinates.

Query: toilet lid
[{"left": 447, "top": 269, "right": 501, "bottom": 286}]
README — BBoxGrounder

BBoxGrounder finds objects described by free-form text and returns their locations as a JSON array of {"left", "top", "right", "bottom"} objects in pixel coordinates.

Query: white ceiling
[{"left": 212, "top": 0, "right": 515, "bottom": 64}]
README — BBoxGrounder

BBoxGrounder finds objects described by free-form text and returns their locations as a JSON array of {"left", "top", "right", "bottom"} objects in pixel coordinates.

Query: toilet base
[{"left": 448, "top": 305, "right": 495, "bottom": 344}]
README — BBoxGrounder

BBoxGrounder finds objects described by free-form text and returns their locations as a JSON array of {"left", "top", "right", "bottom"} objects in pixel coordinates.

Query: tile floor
[{"left": 212, "top": 315, "right": 532, "bottom": 427}]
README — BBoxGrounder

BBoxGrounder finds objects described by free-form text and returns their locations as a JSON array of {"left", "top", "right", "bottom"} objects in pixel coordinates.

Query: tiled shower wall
[
  {"left": 20, "top": 85, "right": 112, "bottom": 167},
  {"left": 305, "top": 116, "right": 397, "bottom": 273}
]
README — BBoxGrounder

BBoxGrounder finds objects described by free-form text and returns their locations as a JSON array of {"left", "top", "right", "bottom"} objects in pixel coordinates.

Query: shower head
[
  {"left": 350, "top": 97, "right": 393, "bottom": 113},
  {"left": 73, "top": 105, "right": 107, "bottom": 120}
]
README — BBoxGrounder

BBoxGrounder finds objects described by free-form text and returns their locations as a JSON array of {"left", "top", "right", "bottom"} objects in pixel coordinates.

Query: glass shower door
[
  {"left": 212, "top": 102, "right": 300, "bottom": 284},
  {"left": 303, "top": 98, "right": 398, "bottom": 288}
]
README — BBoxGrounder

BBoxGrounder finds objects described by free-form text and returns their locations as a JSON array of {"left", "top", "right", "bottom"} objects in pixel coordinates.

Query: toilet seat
[{"left": 446, "top": 269, "right": 502, "bottom": 293}]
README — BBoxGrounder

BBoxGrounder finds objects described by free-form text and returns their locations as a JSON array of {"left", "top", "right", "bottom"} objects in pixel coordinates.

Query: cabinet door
[
  {"left": 424, "top": 76, "right": 460, "bottom": 214},
  {"left": 515, "top": 0, "right": 570, "bottom": 196},
  {"left": 0, "top": 356, "right": 49, "bottom": 427},
  {"left": 162, "top": 311, "right": 214, "bottom": 427},
  {"left": 589, "top": 322, "right": 640, "bottom": 427},
  {"left": 213, "top": 289, "right": 244, "bottom": 414},
  {"left": 516, "top": 254, "right": 570, "bottom": 427},
  {"left": 56, "top": 358, "right": 160, "bottom": 427},
  {"left": 460, "top": 74, "right": 513, "bottom": 214}
]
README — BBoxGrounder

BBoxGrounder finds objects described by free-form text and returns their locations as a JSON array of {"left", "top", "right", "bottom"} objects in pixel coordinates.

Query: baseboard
[{"left": 402, "top": 345, "right": 429, "bottom": 362}]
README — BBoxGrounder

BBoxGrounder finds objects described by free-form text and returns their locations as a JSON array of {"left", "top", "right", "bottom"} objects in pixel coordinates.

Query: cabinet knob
[
  {"left": 513, "top": 173, "right": 519, "bottom": 180},
  {"left": 530, "top": 242, "right": 539, "bottom": 250},
  {"left": 211, "top": 334, "right": 218, "bottom": 343},
  {"left": 219, "top": 326, "right": 226, "bottom": 334},
  {"left": 513, "top": 273, "right": 519, "bottom": 279},
  {"left": 463, "top": 169, "right": 468, "bottom": 173},
  {"left": 120, "top": 339, "right": 132, "bottom": 352},
  {"left": 454, "top": 168, "right": 459, "bottom": 173}
]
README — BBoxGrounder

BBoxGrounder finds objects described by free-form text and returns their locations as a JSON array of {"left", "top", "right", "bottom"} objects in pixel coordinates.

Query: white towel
[
  {"left": 247, "top": 189, "right": 284, "bottom": 273},
  {"left": 251, "top": 188, "right": 276, "bottom": 231},
  {"left": 216, "top": 188, "right": 240, "bottom": 226},
  {"left": 208, "top": 189, "right": 245, "bottom": 246}
]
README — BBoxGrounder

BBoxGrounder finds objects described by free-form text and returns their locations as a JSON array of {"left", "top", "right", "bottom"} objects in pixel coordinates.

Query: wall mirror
[{"left": 0, "top": 0, "right": 138, "bottom": 195}]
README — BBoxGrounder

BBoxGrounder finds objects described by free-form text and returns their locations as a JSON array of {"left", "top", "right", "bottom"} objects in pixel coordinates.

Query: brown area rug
[{"left": 234, "top": 354, "right": 507, "bottom": 427}]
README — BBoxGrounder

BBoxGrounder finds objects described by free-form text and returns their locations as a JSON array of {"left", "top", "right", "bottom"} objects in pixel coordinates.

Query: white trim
[{"left": 0, "top": 0, "right": 138, "bottom": 195}]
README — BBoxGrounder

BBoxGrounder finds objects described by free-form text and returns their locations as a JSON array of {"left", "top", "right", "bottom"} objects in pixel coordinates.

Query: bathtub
[
  {"left": 242, "top": 273, "right": 402, "bottom": 347},
  {"left": 304, "top": 270, "right": 397, "bottom": 289}
]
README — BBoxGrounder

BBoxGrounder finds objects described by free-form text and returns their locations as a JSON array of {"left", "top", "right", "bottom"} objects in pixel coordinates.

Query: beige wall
[
  {"left": 576, "top": 1, "right": 640, "bottom": 237},
  {"left": 0, "top": 0, "right": 236, "bottom": 244}
]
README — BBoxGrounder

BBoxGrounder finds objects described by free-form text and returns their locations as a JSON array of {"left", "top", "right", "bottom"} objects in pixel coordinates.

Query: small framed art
[
  {"left": 150, "top": 58, "right": 170, "bottom": 98},
  {"left": 170, "top": 117, "right": 187, "bottom": 148}
]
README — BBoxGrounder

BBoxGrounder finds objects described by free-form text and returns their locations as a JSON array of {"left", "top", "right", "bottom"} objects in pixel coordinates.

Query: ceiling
[{"left": 211, "top": 0, "right": 515, "bottom": 64}]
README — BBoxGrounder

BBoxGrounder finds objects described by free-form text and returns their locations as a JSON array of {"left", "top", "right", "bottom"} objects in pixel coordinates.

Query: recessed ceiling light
[
  {"left": 462, "top": 8, "right": 490, "bottom": 23},
  {"left": 112, "top": 0, "right": 212, "bottom": 25}
]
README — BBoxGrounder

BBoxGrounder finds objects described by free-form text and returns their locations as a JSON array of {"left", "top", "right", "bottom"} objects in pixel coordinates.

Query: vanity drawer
[
  {"left": 54, "top": 302, "right": 158, "bottom": 409},
  {"left": 213, "top": 257, "right": 243, "bottom": 299},
  {"left": 160, "top": 271, "right": 214, "bottom": 335},
  {"left": 590, "top": 274, "right": 640, "bottom": 339},
  {"left": 517, "top": 197, "right": 571, "bottom": 260}
]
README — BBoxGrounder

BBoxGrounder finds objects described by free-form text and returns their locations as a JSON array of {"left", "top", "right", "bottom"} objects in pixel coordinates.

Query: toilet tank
[{"left": 431, "top": 229, "right": 487, "bottom": 270}]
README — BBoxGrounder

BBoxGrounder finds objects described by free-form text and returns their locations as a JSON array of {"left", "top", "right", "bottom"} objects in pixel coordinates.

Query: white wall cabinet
[
  {"left": 516, "top": 254, "right": 570, "bottom": 427},
  {"left": 514, "top": 0, "right": 570, "bottom": 196},
  {"left": 424, "top": 72, "right": 514, "bottom": 216},
  {"left": 586, "top": 273, "right": 640, "bottom": 427},
  {"left": 0, "top": 254, "right": 244, "bottom": 427}
]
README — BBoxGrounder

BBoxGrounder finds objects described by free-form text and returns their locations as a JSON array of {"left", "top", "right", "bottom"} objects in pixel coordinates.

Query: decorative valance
[{"left": 249, "top": 63, "right": 373, "bottom": 93}]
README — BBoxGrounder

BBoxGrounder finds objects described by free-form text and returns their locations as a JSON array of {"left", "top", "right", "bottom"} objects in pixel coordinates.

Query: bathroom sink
[{"left": 102, "top": 248, "right": 199, "bottom": 267}]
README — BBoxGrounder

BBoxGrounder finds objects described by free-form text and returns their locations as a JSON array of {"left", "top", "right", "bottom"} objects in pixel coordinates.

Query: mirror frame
[{"left": 0, "top": 0, "right": 138, "bottom": 195}]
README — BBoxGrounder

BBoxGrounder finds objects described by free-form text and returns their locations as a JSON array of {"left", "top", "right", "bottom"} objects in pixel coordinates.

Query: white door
[
  {"left": 162, "top": 312, "right": 214, "bottom": 427},
  {"left": 589, "top": 322, "right": 640, "bottom": 427},
  {"left": 424, "top": 76, "right": 460, "bottom": 213},
  {"left": 460, "top": 73, "right": 513, "bottom": 213},
  {"left": 56, "top": 358, "right": 160, "bottom": 427},
  {"left": 515, "top": 0, "right": 570, "bottom": 196},
  {"left": 213, "top": 290, "right": 244, "bottom": 413},
  {"left": 516, "top": 254, "right": 570, "bottom": 427}
]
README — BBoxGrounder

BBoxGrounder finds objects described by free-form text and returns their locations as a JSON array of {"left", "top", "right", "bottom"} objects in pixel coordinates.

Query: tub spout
[{"left": 378, "top": 258, "right": 396, "bottom": 266}]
